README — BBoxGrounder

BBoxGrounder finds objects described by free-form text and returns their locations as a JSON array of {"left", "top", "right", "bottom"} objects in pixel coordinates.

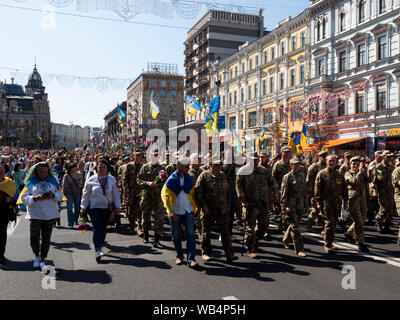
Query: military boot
[
  {"left": 382, "top": 222, "right": 394, "bottom": 234},
  {"left": 375, "top": 219, "right": 384, "bottom": 233},
  {"left": 307, "top": 219, "right": 313, "bottom": 232}
]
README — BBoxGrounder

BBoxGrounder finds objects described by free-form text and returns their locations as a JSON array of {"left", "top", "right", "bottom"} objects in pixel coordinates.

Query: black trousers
[{"left": 0, "top": 215, "right": 8, "bottom": 258}]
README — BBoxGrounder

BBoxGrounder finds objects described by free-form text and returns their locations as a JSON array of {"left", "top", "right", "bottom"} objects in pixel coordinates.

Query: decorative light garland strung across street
[{"left": 10, "top": 0, "right": 261, "bottom": 21}]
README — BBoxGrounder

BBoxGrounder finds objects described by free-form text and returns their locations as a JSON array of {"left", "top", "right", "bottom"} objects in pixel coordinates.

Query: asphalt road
[{"left": 1, "top": 206, "right": 400, "bottom": 300}]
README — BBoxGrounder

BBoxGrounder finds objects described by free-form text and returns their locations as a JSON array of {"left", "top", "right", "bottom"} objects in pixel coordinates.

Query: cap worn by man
[
  {"left": 281, "top": 146, "right": 292, "bottom": 153},
  {"left": 350, "top": 156, "right": 361, "bottom": 163},
  {"left": 375, "top": 151, "right": 383, "bottom": 157},
  {"left": 318, "top": 150, "right": 328, "bottom": 157},
  {"left": 344, "top": 152, "right": 352, "bottom": 158},
  {"left": 260, "top": 151, "right": 268, "bottom": 158},
  {"left": 290, "top": 157, "right": 301, "bottom": 165},
  {"left": 383, "top": 150, "right": 393, "bottom": 157}
]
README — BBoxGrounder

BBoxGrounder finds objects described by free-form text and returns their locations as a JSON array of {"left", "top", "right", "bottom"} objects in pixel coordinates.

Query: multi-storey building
[
  {"left": 209, "top": 11, "right": 308, "bottom": 154},
  {"left": 184, "top": 9, "right": 265, "bottom": 126},
  {"left": 51, "top": 123, "right": 90, "bottom": 149},
  {"left": 127, "top": 64, "right": 184, "bottom": 142},
  {"left": 307, "top": 0, "right": 400, "bottom": 156},
  {"left": 104, "top": 101, "right": 127, "bottom": 144},
  {"left": 0, "top": 65, "right": 51, "bottom": 148}
]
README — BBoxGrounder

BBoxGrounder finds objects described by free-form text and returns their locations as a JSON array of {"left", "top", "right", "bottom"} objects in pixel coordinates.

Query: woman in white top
[
  {"left": 20, "top": 162, "right": 64, "bottom": 271},
  {"left": 80, "top": 159, "right": 121, "bottom": 263}
]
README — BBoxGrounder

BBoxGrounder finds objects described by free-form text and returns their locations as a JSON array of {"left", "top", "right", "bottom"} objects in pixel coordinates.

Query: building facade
[
  {"left": 0, "top": 66, "right": 51, "bottom": 148},
  {"left": 209, "top": 11, "right": 308, "bottom": 155},
  {"left": 127, "top": 65, "right": 184, "bottom": 142},
  {"left": 104, "top": 102, "right": 127, "bottom": 144},
  {"left": 184, "top": 9, "right": 265, "bottom": 118},
  {"left": 307, "top": 0, "right": 400, "bottom": 156},
  {"left": 51, "top": 123, "right": 90, "bottom": 149}
]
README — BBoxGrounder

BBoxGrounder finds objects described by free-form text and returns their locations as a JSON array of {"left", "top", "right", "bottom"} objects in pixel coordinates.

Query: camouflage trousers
[
  {"left": 308, "top": 197, "right": 321, "bottom": 221},
  {"left": 244, "top": 205, "right": 268, "bottom": 253},
  {"left": 376, "top": 193, "right": 394, "bottom": 224},
  {"left": 346, "top": 198, "right": 365, "bottom": 244},
  {"left": 283, "top": 208, "right": 304, "bottom": 253},
  {"left": 201, "top": 209, "right": 234, "bottom": 258},
  {"left": 126, "top": 201, "right": 142, "bottom": 231},
  {"left": 394, "top": 195, "right": 400, "bottom": 245},
  {"left": 321, "top": 201, "right": 341, "bottom": 247},
  {"left": 140, "top": 198, "right": 164, "bottom": 235}
]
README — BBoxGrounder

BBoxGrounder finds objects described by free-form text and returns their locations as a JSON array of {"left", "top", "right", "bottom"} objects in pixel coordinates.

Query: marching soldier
[
  {"left": 236, "top": 153, "right": 272, "bottom": 258},
  {"left": 306, "top": 150, "right": 328, "bottom": 231},
  {"left": 391, "top": 163, "right": 400, "bottom": 246},
  {"left": 272, "top": 147, "right": 292, "bottom": 233},
  {"left": 372, "top": 150, "right": 395, "bottom": 234},
  {"left": 122, "top": 152, "right": 143, "bottom": 236},
  {"left": 195, "top": 155, "right": 238, "bottom": 263},
  {"left": 117, "top": 155, "right": 130, "bottom": 217},
  {"left": 367, "top": 151, "right": 383, "bottom": 225},
  {"left": 344, "top": 156, "right": 369, "bottom": 252},
  {"left": 137, "top": 150, "right": 165, "bottom": 248},
  {"left": 280, "top": 157, "right": 307, "bottom": 257},
  {"left": 339, "top": 152, "right": 352, "bottom": 176},
  {"left": 188, "top": 153, "right": 203, "bottom": 237},
  {"left": 315, "top": 155, "right": 348, "bottom": 253}
]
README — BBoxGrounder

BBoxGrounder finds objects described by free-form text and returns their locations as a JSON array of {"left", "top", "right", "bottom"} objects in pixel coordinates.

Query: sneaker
[
  {"left": 218, "top": 235, "right": 222, "bottom": 242},
  {"left": 95, "top": 251, "right": 102, "bottom": 263},
  {"left": 33, "top": 256, "right": 40, "bottom": 269},
  {"left": 202, "top": 254, "right": 211, "bottom": 262},
  {"left": 39, "top": 262, "right": 49, "bottom": 272},
  {"left": 188, "top": 261, "right": 198, "bottom": 269},
  {"left": 297, "top": 251, "right": 307, "bottom": 257},
  {"left": 175, "top": 257, "right": 183, "bottom": 265}
]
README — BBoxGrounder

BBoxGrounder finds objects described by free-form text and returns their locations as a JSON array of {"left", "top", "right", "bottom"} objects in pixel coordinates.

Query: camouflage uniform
[
  {"left": 281, "top": 165, "right": 307, "bottom": 254},
  {"left": 344, "top": 167, "right": 366, "bottom": 245},
  {"left": 122, "top": 161, "right": 143, "bottom": 234},
  {"left": 137, "top": 163, "right": 165, "bottom": 243},
  {"left": 117, "top": 163, "right": 126, "bottom": 215},
  {"left": 272, "top": 158, "right": 291, "bottom": 231},
  {"left": 236, "top": 162, "right": 271, "bottom": 256},
  {"left": 189, "top": 166, "right": 204, "bottom": 237},
  {"left": 195, "top": 169, "right": 235, "bottom": 260},
  {"left": 391, "top": 166, "right": 400, "bottom": 245},
  {"left": 372, "top": 160, "right": 394, "bottom": 231},
  {"left": 165, "top": 164, "right": 177, "bottom": 177},
  {"left": 338, "top": 162, "right": 350, "bottom": 177},
  {"left": 315, "top": 167, "right": 348, "bottom": 251},
  {"left": 306, "top": 159, "right": 327, "bottom": 229}
]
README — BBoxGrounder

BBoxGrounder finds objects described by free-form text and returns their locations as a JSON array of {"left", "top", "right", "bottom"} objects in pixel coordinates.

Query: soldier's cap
[
  {"left": 350, "top": 156, "right": 361, "bottom": 163},
  {"left": 344, "top": 152, "right": 352, "bottom": 158},
  {"left": 210, "top": 155, "right": 223, "bottom": 165},
  {"left": 375, "top": 151, "right": 383, "bottom": 157},
  {"left": 318, "top": 150, "right": 328, "bottom": 157},
  {"left": 382, "top": 150, "right": 393, "bottom": 157},
  {"left": 260, "top": 151, "right": 268, "bottom": 157},
  {"left": 360, "top": 157, "right": 366, "bottom": 162},
  {"left": 281, "top": 146, "right": 292, "bottom": 153},
  {"left": 134, "top": 151, "right": 142, "bottom": 156},
  {"left": 290, "top": 157, "right": 301, "bottom": 165}
]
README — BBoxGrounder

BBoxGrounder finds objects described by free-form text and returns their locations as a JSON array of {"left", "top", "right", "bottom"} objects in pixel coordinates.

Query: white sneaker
[
  {"left": 39, "top": 262, "right": 48, "bottom": 272},
  {"left": 33, "top": 256, "right": 40, "bottom": 269},
  {"left": 218, "top": 235, "right": 222, "bottom": 242},
  {"left": 95, "top": 251, "right": 102, "bottom": 262}
]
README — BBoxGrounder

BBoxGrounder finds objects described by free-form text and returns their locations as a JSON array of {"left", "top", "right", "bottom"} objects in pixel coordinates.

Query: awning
[{"left": 304, "top": 137, "right": 365, "bottom": 151}]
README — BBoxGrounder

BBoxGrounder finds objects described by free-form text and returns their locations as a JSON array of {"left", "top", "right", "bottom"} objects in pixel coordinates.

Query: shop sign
[{"left": 386, "top": 128, "right": 400, "bottom": 137}]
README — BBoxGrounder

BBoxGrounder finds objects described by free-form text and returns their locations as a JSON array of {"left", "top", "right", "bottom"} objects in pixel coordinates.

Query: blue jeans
[
  {"left": 88, "top": 208, "right": 112, "bottom": 252},
  {"left": 170, "top": 211, "right": 196, "bottom": 263},
  {"left": 66, "top": 194, "right": 81, "bottom": 227}
]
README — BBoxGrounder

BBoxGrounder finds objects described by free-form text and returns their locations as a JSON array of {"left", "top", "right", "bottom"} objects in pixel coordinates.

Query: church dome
[{"left": 27, "top": 65, "right": 43, "bottom": 88}]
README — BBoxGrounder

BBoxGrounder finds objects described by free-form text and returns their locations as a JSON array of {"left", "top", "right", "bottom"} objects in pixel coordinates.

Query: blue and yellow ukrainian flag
[
  {"left": 150, "top": 91, "right": 160, "bottom": 119},
  {"left": 117, "top": 103, "right": 125, "bottom": 128},
  {"left": 300, "top": 123, "right": 307, "bottom": 152},
  {"left": 36, "top": 131, "right": 43, "bottom": 143},
  {"left": 288, "top": 132, "right": 296, "bottom": 154},
  {"left": 259, "top": 126, "right": 265, "bottom": 142},
  {"left": 205, "top": 95, "right": 220, "bottom": 137},
  {"left": 0, "top": 177, "right": 18, "bottom": 201},
  {"left": 16, "top": 175, "right": 67, "bottom": 205},
  {"left": 185, "top": 95, "right": 201, "bottom": 116},
  {"left": 231, "top": 122, "right": 242, "bottom": 153}
]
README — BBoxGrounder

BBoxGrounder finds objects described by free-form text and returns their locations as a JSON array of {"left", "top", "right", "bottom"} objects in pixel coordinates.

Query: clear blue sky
[{"left": 0, "top": 0, "right": 308, "bottom": 128}]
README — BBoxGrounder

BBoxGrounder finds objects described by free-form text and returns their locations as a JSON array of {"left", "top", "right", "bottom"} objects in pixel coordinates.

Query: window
[
  {"left": 358, "top": 44, "right": 366, "bottom": 66},
  {"left": 290, "top": 69, "right": 296, "bottom": 87},
  {"left": 248, "top": 112, "right": 257, "bottom": 127},
  {"left": 280, "top": 42, "right": 285, "bottom": 56},
  {"left": 170, "top": 91, "right": 177, "bottom": 98},
  {"left": 263, "top": 51, "right": 267, "bottom": 64},
  {"left": 170, "top": 101, "right": 176, "bottom": 108},
  {"left": 279, "top": 73, "right": 284, "bottom": 90},
  {"left": 377, "top": 85, "right": 386, "bottom": 110},
  {"left": 229, "top": 69, "right": 233, "bottom": 80},
  {"left": 241, "top": 62, "right": 246, "bottom": 73},
  {"left": 234, "top": 91, "right": 237, "bottom": 105},
  {"left": 248, "top": 85, "right": 252, "bottom": 100},
  {"left": 263, "top": 110, "right": 273, "bottom": 124},
  {"left": 290, "top": 107, "right": 303, "bottom": 121},
  {"left": 340, "top": 12, "right": 346, "bottom": 31},
  {"left": 249, "top": 59, "right": 253, "bottom": 70},
  {"left": 170, "top": 82, "right": 177, "bottom": 89},
  {"left": 269, "top": 76, "right": 275, "bottom": 94},
  {"left": 229, "top": 117, "right": 236, "bottom": 130},
  {"left": 234, "top": 66, "right": 238, "bottom": 77},
  {"left": 254, "top": 83, "right": 258, "bottom": 98},
  {"left": 291, "top": 36, "right": 297, "bottom": 51},
  {"left": 379, "top": 0, "right": 386, "bottom": 14},
  {"left": 262, "top": 79, "right": 267, "bottom": 96},
  {"left": 160, "top": 90, "right": 167, "bottom": 97},
  {"left": 241, "top": 88, "right": 245, "bottom": 102},
  {"left": 222, "top": 95, "right": 226, "bottom": 107},
  {"left": 359, "top": 1, "right": 366, "bottom": 23},
  {"left": 160, "top": 81, "right": 167, "bottom": 88},
  {"left": 317, "top": 58, "right": 325, "bottom": 75},
  {"left": 150, "top": 81, "right": 157, "bottom": 88},
  {"left": 255, "top": 55, "right": 259, "bottom": 67},
  {"left": 339, "top": 51, "right": 347, "bottom": 72},
  {"left": 378, "top": 36, "right": 387, "bottom": 60},
  {"left": 356, "top": 92, "right": 364, "bottom": 113},
  {"left": 300, "top": 65, "right": 305, "bottom": 85},
  {"left": 239, "top": 114, "right": 244, "bottom": 129},
  {"left": 300, "top": 32, "right": 306, "bottom": 47},
  {"left": 317, "top": 21, "right": 321, "bottom": 41},
  {"left": 322, "top": 19, "right": 327, "bottom": 39},
  {"left": 271, "top": 47, "right": 275, "bottom": 60},
  {"left": 228, "top": 93, "right": 232, "bottom": 106},
  {"left": 338, "top": 98, "right": 345, "bottom": 116}
]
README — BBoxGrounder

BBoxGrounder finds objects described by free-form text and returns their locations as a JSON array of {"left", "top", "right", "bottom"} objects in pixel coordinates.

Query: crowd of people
[{"left": 0, "top": 145, "right": 399, "bottom": 271}]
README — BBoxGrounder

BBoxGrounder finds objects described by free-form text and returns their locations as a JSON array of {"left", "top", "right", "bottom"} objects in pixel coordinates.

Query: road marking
[
  {"left": 222, "top": 296, "right": 238, "bottom": 300},
  {"left": 302, "top": 232, "right": 400, "bottom": 269}
]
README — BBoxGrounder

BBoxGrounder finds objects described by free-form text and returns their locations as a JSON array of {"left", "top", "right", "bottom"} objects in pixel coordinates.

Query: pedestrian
[
  {"left": 0, "top": 163, "right": 18, "bottom": 265},
  {"left": 62, "top": 163, "right": 82, "bottom": 228},
  {"left": 281, "top": 157, "right": 307, "bottom": 257},
  {"left": 392, "top": 162, "right": 400, "bottom": 246},
  {"left": 344, "top": 156, "right": 369, "bottom": 252},
  {"left": 80, "top": 159, "right": 121, "bottom": 262},
  {"left": 19, "top": 162, "right": 64, "bottom": 271},
  {"left": 161, "top": 157, "right": 199, "bottom": 268},
  {"left": 315, "top": 155, "right": 348, "bottom": 253}
]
